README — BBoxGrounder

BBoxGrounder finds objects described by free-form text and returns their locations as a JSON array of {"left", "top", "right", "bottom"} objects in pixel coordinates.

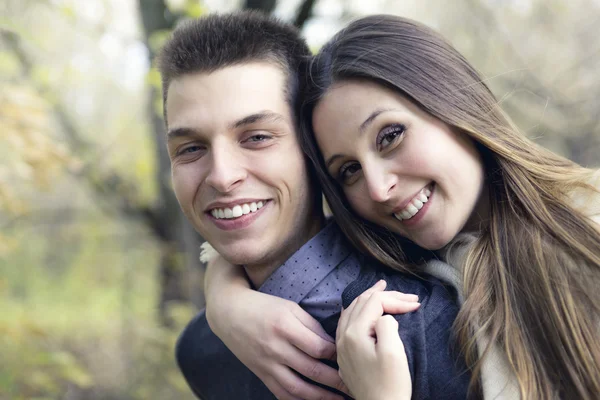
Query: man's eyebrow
[
  {"left": 166, "top": 112, "right": 285, "bottom": 140},
  {"left": 167, "top": 127, "right": 201, "bottom": 141},
  {"left": 359, "top": 108, "right": 396, "bottom": 134},
  {"left": 230, "top": 111, "right": 286, "bottom": 130}
]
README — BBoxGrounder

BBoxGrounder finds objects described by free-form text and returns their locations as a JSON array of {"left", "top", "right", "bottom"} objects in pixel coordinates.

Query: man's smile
[{"left": 207, "top": 199, "right": 269, "bottom": 219}]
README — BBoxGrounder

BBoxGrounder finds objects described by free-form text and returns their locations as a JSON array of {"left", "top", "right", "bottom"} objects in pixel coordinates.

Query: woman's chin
[{"left": 412, "top": 234, "right": 452, "bottom": 251}]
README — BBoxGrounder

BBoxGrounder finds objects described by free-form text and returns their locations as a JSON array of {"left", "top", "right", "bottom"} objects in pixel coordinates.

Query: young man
[{"left": 158, "top": 11, "right": 470, "bottom": 400}]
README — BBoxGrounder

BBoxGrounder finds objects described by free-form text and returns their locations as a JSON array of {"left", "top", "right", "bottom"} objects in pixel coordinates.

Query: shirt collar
[{"left": 258, "top": 221, "right": 352, "bottom": 303}]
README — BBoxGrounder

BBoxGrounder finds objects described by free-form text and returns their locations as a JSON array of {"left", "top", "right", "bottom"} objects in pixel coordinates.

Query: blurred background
[{"left": 1, "top": 0, "right": 599, "bottom": 398}]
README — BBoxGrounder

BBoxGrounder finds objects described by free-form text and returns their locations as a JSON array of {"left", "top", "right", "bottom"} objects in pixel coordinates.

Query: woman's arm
[
  {"left": 203, "top": 255, "right": 348, "bottom": 400},
  {"left": 336, "top": 280, "right": 418, "bottom": 400}
]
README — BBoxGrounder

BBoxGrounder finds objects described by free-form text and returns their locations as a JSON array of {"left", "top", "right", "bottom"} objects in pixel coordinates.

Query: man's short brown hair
[{"left": 157, "top": 11, "right": 311, "bottom": 125}]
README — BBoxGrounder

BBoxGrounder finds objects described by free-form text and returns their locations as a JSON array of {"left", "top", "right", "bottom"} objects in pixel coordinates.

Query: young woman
[{"left": 203, "top": 15, "right": 600, "bottom": 400}]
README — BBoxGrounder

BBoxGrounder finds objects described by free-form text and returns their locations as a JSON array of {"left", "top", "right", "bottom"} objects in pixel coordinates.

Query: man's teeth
[
  {"left": 211, "top": 201, "right": 265, "bottom": 219},
  {"left": 394, "top": 187, "right": 432, "bottom": 221}
]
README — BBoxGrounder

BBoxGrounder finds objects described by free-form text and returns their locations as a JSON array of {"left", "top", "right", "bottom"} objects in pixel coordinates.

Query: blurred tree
[
  {"left": 401, "top": 0, "right": 600, "bottom": 167},
  {"left": 2, "top": 22, "right": 202, "bottom": 328},
  {"left": 245, "top": 0, "right": 277, "bottom": 13},
  {"left": 139, "top": 0, "right": 205, "bottom": 328}
]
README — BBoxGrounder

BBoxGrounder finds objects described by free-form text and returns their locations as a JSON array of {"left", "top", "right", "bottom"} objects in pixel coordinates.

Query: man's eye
[
  {"left": 245, "top": 134, "right": 272, "bottom": 143},
  {"left": 376, "top": 124, "right": 406, "bottom": 150},
  {"left": 242, "top": 133, "right": 274, "bottom": 149},
  {"left": 179, "top": 145, "right": 203, "bottom": 155},
  {"left": 339, "top": 162, "right": 362, "bottom": 184}
]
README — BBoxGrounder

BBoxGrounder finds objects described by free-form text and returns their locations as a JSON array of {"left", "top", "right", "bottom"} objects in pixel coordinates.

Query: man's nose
[{"left": 204, "top": 145, "right": 246, "bottom": 193}]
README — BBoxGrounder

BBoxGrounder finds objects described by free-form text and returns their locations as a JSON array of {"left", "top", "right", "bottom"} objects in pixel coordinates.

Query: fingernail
[
  {"left": 395, "top": 292, "right": 419, "bottom": 302},
  {"left": 374, "top": 279, "right": 386, "bottom": 288}
]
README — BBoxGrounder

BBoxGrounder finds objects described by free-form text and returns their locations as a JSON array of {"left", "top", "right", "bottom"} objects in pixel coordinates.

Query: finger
[
  {"left": 287, "top": 350, "right": 351, "bottom": 395},
  {"left": 336, "top": 299, "right": 356, "bottom": 340},
  {"left": 352, "top": 292, "right": 420, "bottom": 337},
  {"left": 388, "top": 291, "right": 420, "bottom": 303},
  {"left": 336, "top": 280, "right": 387, "bottom": 343},
  {"left": 375, "top": 315, "right": 404, "bottom": 356},
  {"left": 272, "top": 365, "right": 345, "bottom": 400},
  {"left": 336, "top": 368, "right": 354, "bottom": 399},
  {"left": 377, "top": 291, "right": 421, "bottom": 315},
  {"left": 272, "top": 309, "right": 335, "bottom": 360},
  {"left": 262, "top": 375, "right": 302, "bottom": 400},
  {"left": 345, "top": 292, "right": 386, "bottom": 338},
  {"left": 328, "top": 348, "right": 337, "bottom": 363},
  {"left": 364, "top": 279, "right": 387, "bottom": 294},
  {"left": 343, "top": 280, "right": 388, "bottom": 330},
  {"left": 292, "top": 306, "right": 335, "bottom": 343}
]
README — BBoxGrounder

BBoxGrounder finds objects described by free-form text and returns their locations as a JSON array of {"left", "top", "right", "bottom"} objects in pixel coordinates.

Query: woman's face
[{"left": 312, "top": 80, "right": 486, "bottom": 250}]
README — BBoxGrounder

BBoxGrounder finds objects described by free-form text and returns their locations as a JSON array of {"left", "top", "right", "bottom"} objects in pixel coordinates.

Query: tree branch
[
  {"left": 294, "top": 0, "right": 316, "bottom": 29},
  {"left": 1, "top": 29, "right": 162, "bottom": 236},
  {"left": 244, "top": 0, "right": 277, "bottom": 13}
]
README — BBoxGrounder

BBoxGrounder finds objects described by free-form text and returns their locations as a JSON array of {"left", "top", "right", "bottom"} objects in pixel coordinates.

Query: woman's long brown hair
[{"left": 298, "top": 15, "right": 600, "bottom": 399}]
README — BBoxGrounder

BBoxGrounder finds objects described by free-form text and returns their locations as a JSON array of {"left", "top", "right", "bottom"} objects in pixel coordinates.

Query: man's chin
[{"left": 214, "top": 247, "right": 270, "bottom": 267}]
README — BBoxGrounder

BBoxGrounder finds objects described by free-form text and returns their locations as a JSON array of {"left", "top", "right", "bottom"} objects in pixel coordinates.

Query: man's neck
[{"left": 244, "top": 216, "right": 324, "bottom": 288}]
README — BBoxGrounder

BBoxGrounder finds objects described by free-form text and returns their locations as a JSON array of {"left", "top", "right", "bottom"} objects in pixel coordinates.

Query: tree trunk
[
  {"left": 138, "top": 0, "right": 205, "bottom": 327},
  {"left": 244, "top": 0, "right": 277, "bottom": 13}
]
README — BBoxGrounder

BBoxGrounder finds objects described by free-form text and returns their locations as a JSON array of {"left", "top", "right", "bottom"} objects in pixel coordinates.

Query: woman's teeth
[
  {"left": 393, "top": 186, "right": 432, "bottom": 221},
  {"left": 211, "top": 201, "right": 265, "bottom": 219}
]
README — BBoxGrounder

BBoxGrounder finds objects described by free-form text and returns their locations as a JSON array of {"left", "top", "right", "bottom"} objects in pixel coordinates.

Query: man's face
[{"left": 166, "top": 62, "right": 318, "bottom": 268}]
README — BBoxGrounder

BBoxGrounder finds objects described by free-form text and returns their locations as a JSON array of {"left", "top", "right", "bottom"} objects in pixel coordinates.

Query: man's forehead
[
  {"left": 166, "top": 64, "right": 294, "bottom": 131},
  {"left": 170, "top": 62, "right": 286, "bottom": 90}
]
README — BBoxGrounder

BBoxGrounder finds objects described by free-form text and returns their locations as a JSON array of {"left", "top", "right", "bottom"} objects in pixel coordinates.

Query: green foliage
[
  {"left": 184, "top": 1, "right": 206, "bottom": 18},
  {"left": 0, "top": 1, "right": 198, "bottom": 399},
  {"left": 165, "top": 0, "right": 206, "bottom": 19},
  {"left": 0, "top": 51, "right": 20, "bottom": 77},
  {"left": 146, "top": 67, "right": 164, "bottom": 117},
  {"left": 0, "top": 83, "right": 78, "bottom": 216},
  {"left": 59, "top": 4, "right": 76, "bottom": 22},
  {"left": 148, "top": 30, "right": 172, "bottom": 56},
  {"left": 0, "top": 213, "right": 197, "bottom": 400}
]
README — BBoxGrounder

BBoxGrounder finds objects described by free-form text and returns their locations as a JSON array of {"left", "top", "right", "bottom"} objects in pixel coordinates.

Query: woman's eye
[
  {"left": 339, "top": 162, "right": 362, "bottom": 184},
  {"left": 376, "top": 124, "right": 406, "bottom": 150}
]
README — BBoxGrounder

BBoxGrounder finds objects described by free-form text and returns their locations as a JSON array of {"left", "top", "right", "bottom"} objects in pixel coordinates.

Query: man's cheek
[{"left": 172, "top": 176, "right": 195, "bottom": 210}]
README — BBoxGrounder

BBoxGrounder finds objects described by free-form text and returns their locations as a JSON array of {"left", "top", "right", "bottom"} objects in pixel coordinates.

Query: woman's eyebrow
[
  {"left": 326, "top": 154, "right": 343, "bottom": 170},
  {"left": 359, "top": 108, "right": 396, "bottom": 134}
]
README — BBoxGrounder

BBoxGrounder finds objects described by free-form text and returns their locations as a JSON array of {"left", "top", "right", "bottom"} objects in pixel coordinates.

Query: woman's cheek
[{"left": 345, "top": 188, "right": 372, "bottom": 220}]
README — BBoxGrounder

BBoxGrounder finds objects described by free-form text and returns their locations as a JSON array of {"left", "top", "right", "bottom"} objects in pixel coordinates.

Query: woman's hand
[
  {"left": 336, "top": 280, "right": 418, "bottom": 400},
  {"left": 204, "top": 255, "right": 348, "bottom": 400}
]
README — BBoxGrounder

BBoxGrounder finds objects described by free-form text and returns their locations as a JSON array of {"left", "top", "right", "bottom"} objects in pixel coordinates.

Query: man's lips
[
  {"left": 207, "top": 200, "right": 271, "bottom": 231},
  {"left": 208, "top": 200, "right": 269, "bottom": 220},
  {"left": 204, "top": 198, "right": 270, "bottom": 211}
]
